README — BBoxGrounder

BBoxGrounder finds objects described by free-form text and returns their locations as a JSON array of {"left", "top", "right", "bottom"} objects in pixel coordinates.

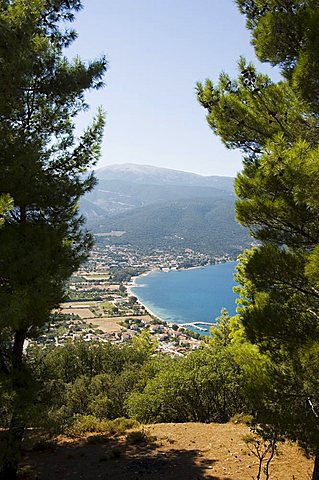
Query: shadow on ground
[{"left": 19, "top": 434, "right": 232, "bottom": 480}]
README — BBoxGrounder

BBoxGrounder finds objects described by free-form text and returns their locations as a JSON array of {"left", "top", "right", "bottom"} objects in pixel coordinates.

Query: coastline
[
  {"left": 126, "top": 268, "right": 157, "bottom": 296},
  {"left": 126, "top": 270, "right": 166, "bottom": 323}
]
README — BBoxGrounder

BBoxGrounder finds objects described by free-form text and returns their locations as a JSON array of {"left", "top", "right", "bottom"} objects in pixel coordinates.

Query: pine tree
[
  {"left": 0, "top": 1, "right": 106, "bottom": 478},
  {"left": 197, "top": 2, "right": 319, "bottom": 478}
]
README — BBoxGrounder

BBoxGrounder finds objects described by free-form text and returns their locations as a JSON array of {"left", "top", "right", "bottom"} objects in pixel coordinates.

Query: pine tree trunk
[
  {"left": 0, "top": 330, "right": 26, "bottom": 480},
  {"left": 312, "top": 454, "right": 319, "bottom": 480}
]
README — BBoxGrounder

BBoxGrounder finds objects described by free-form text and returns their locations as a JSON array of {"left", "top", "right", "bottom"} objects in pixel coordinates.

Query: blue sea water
[{"left": 131, "top": 261, "right": 237, "bottom": 330}]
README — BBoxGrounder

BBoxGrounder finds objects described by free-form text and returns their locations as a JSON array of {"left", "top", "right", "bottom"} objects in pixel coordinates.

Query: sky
[{"left": 68, "top": 0, "right": 279, "bottom": 177}]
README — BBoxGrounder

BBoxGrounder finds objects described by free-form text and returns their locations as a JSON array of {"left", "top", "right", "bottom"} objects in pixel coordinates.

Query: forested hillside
[
  {"left": 93, "top": 197, "right": 250, "bottom": 255},
  {"left": 81, "top": 164, "right": 250, "bottom": 256}
]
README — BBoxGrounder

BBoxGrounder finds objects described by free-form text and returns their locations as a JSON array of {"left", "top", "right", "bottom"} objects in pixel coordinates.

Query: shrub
[
  {"left": 67, "top": 415, "right": 140, "bottom": 437},
  {"left": 230, "top": 413, "right": 253, "bottom": 425},
  {"left": 109, "top": 417, "right": 140, "bottom": 435},
  {"left": 67, "top": 415, "right": 111, "bottom": 436},
  {"left": 87, "top": 434, "right": 110, "bottom": 445},
  {"left": 126, "top": 429, "right": 148, "bottom": 445}
]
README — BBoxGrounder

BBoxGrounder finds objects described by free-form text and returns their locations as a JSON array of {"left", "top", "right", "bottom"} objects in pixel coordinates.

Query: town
[{"left": 31, "top": 241, "right": 234, "bottom": 355}]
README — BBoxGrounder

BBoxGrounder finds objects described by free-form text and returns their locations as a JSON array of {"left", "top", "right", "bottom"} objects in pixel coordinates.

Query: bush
[
  {"left": 230, "top": 412, "right": 253, "bottom": 425},
  {"left": 66, "top": 415, "right": 140, "bottom": 437},
  {"left": 110, "top": 417, "right": 140, "bottom": 435},
  {"left": 67, "top": 415, "right": 111, "bottom": 436},
  {"left": 87, "top": 434, "right": 110, "bottom": 445},
  {"left": 126, "top": 346, "right": 246, "bottom": 423},
  {"left": 126, "top": 429, "right": 148, "bottom": 444}
]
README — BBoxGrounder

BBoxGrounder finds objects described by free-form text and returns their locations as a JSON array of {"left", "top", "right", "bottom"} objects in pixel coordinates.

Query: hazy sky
[{"left": 69, "top": 0, "right": 278, "bottom": 177}]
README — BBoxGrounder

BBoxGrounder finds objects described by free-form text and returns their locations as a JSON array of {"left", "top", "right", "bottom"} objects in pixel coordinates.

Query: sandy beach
[{"left": 126, "top": 270, "right": 167, "bottom": 324}]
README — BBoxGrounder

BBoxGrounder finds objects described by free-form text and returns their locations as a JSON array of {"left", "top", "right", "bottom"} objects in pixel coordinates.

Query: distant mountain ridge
[
  {"left": 80, "top": 163, "right": 250, "bottom": 256},
  {"left": 96, "top": 163, "right": 235, "bottom": 189},
  {"left": 83, "top": 163, "right": 235, "bottom": 216}
]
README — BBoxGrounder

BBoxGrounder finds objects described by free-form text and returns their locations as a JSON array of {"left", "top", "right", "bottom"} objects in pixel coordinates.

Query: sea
[{"left": 131, "top": 261, "right": 238, "bottom": 334}]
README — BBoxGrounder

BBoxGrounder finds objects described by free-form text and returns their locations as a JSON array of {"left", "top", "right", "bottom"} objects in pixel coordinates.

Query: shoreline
[{"left": 126, "top": 272, "right": 166, "bottom": 324}]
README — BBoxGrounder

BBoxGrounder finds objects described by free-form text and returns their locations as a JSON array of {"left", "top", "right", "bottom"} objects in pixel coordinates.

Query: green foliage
[
  {"left": 132, "top": 329, "right": 158, "bottom": 360},
  {"left": 209, "top": 308, "right": 233, "bottom": 346},
  {"left": 66, "top": 415, "right": 140, "bottom": 437},
  {"left": 0, "top": 1, "right": 106, "bottom": 476},
  {"left": 94, "top": 197, "right": 250, "bottom": 256},
  {"left": 68, "top": 415, "right": 111, "bottom": 436},
  {"left": 126, "top": 345, "right": 246, "bottom": 424},
  {"left": 22, "top": 340, "right": 159, "bottom": 433},
  {"left": 126, "top": 429, "right": 148, "bottom": 444},
  {"left": 110, "top": 417, "right": 140, "bottom": 435},
  {"left": 197, "top": 60, "right": 311, "bottom": 165},
  {"left": 109, "top": 266, "right": 146, "bottom": 283},
  {"left": 230, "top": 412, "right": 253, "bottom": 425},
  {"left": 236, "top": 0, "right": 319, "bottom": 109},
  {"left": 0, "top": 337, "right": 254, "bottom": 435},
  {"left": 0, "top": 194, "right": 13, "bottom": 226},
  {"left": 197, "top": 0, "right": 319, "bottom": 469},
  {"left": 0, "top": 0, "right": 106, "bottom": 343}
]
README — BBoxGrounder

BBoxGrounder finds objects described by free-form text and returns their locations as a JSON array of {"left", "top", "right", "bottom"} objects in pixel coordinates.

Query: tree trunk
[
  {"left": 0, "top": 424, "right": 25, "bottom": 480},
  {"left": 312, "top": 453, "right": 319, "bottom": 480},
  {"left": 0, "top": 330, "right": 26, "bottom": 480}
]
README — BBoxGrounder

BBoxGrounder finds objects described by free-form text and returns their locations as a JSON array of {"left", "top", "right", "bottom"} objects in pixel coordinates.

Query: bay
[{"left": 131, "top": 261, "right": 237, "bottom": 332}]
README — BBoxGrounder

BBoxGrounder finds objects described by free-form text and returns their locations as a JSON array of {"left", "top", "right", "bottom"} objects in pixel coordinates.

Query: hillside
[
  {"left": 85, "top": 178, "right": 234, "bottom": 216},
  {"left": 82, "top": 164, "right": 235, "bottom": 216},
  {"left": 80, "top": 164, "right": 250, "bottom": 256},
  {"left": 20, "top": 422, "right": 311, "bottom": 480},
  {"left": 92, "top": 197, "right": 250, "bottom": 256}
]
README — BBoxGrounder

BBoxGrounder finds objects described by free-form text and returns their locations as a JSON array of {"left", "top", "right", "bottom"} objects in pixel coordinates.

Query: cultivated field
[{"left": 91, "top": 315, "right": 153, "bottom": 333}]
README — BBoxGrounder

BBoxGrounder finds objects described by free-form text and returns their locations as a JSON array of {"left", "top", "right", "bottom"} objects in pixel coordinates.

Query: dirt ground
[
  {"left": 19, "top": 423, "right": 313, "bottom": 480},
  {"left": 59, "top": 302, "right": 97, "bottom": 307},
  {"left": 90, "top": 317, "right": 123, "bottom": 333},
  {"left": 59, "top": 308, "right": 96, "bottom": 319},
  {"left": 91, "top": 315, "right": 153, "bottom": 333}
]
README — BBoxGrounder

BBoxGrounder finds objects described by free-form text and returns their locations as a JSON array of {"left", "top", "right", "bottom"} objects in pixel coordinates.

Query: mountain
[
  {"left": 92, "top": 197, "right": 250, "bottom": 256},
  {"left": 83, "top": 164, "right": 235, "bottom": 216},
  {"left": 80, "top": 198, "right": 109, "bottom": 219},
  {"left": 81, "top": 163, "right": 250, "bottom": 256},
  {"left": 96, "top": 163, "right": 234, "bottom": 189}
]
